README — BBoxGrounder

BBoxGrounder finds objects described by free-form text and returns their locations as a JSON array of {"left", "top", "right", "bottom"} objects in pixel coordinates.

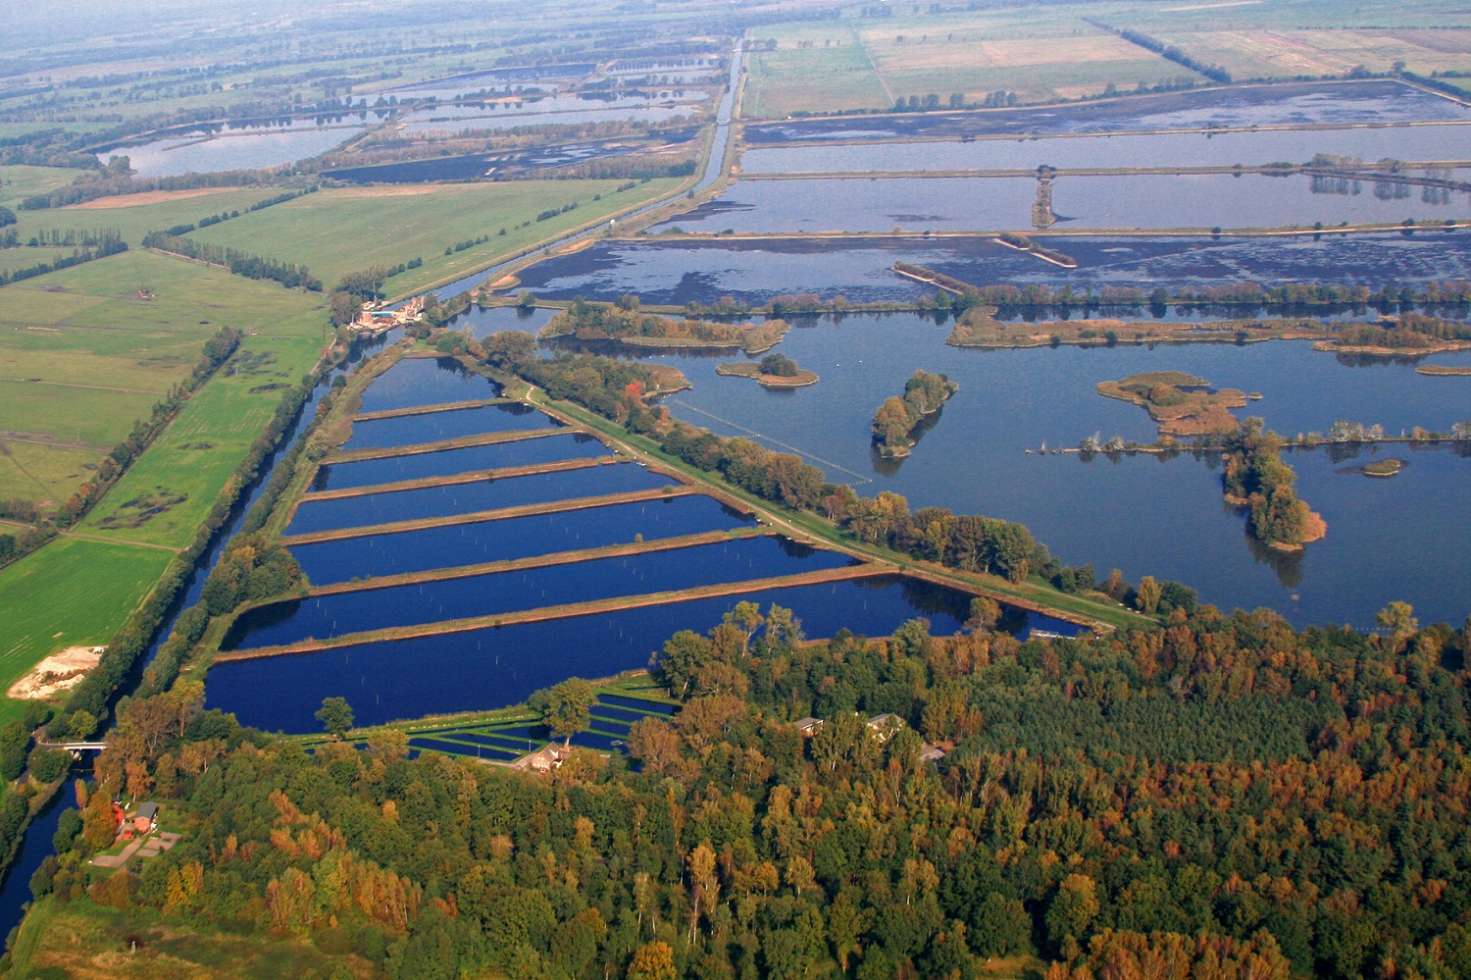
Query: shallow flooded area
[
  {"left": 509, "top": 233, "right": 1471, "bottom": 307},
  {"left": 740, "top": 124, "right": 1471, "bottom": 174},
  {"left": 744, "top": 81, "right": 1470, "bottom": 143}
]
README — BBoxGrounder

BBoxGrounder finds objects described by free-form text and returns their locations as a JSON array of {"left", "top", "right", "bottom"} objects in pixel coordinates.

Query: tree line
[{"left": 141, "top": 233, "right": 322, "bottom": 291}]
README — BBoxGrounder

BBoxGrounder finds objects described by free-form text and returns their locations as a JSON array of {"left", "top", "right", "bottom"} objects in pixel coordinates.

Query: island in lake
[
  {"left": 872, "top": 369, "right": 958, "bottom": 458},
  {"left": 1096, "top": 370, "right": 1253, "bottom": 437},
  {"left": 716, "top": 353, "right": 819, "bottom": 388}
]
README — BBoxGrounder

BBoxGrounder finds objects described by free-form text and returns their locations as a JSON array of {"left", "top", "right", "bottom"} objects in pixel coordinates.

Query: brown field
[
  {"left": 64, "top": 187, "right": 241, "bottom": 209},
  {"left": 313, "top": 184, "right": 442, "bottom": 199},
  {"left": 1160, "top": 28, "right": 1471, "bottom": 78}
]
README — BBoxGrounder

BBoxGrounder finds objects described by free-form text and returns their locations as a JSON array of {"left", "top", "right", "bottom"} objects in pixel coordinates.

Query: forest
[{"left": 16, "top": 599, "right": 1471, "bottom": 979}]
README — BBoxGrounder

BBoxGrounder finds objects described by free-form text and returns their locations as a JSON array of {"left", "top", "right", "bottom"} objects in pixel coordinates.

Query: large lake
[{"left": 572, "top": 312, "right": 1471, "bottom": 628}]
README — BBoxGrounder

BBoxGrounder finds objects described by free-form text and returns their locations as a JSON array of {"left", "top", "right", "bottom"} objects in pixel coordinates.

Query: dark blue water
[
  {"left": 0, "top": 785, "right": 69, "bottom": 944},
  {"left": 292, "top": 493, "right": 754, "bottom": 584},
  {"left": 591, "top": 703, "right": 653, "bottom": 725},
  {"left": 223, "top": 535, "right": 856, "bottom": 649},
  {"left": 744, "top": 81, "right": 1469, "bottom": 143},
  {"left": 206, "top": 573, "right": 1024, "bottom": 732},
  {"left": 286, "top": 463, "right": 676, "bottom": 535},
  {"left": 356, "top": 357, "right": 500, "bottom": 413},
  {"left": 341, "top": 402, "right": 559, "bottom": 451},
  {"left": 312, "top": 433, "right": 607, "bottom": 491},
  {"left": 510, "top": 234, "right": 1471, "bottom": 307}
]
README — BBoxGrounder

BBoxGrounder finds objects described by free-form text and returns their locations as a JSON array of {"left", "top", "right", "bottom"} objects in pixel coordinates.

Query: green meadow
[
  {"left": 0, "top": 250, "right": 322, "bottom": 507},
  {"left": 0, "top": 536, "right": 172, "bottom": 725},
  {"left": 183, "top": 178, "right": 682, "bottom": 296},
  {"left": 8, "top": 186, "right": 282, "bottom": 246},
  {"left": 0, "top": 165, "right": 88, "bottom": 206}
]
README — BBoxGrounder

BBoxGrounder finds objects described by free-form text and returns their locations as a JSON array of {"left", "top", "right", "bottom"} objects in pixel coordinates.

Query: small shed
[
  {"left": 919, "top": 744, "right": 947, "bottom": 764},
  {"left": 866, "top": 713, "right": 905, "bottom": 742},
  {"left": 794, "top": 717, "right": 823, "bottom": 738}
]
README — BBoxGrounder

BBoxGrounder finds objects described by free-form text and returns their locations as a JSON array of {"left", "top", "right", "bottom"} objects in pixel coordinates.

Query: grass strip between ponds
[
  {"left": 351, "top": 397, "right": 511, "bottom": 422},
  {"left": 299, "top": 455, "right": 623, "bottom": 501},
  {"left": 213, "top": 563, "right": 895, "bottom": 661},
  {"left": 278, "top": 485, "right": 705, "bottom": 545},
  {"left": 304, "top": 526, "right": 773, "bottom": 596},
  {"left": 322, "top": 426, "right": 581, "bottom": 465}
]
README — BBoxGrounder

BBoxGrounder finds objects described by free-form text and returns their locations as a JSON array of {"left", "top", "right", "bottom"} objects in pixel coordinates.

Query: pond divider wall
[
  {"left": 352, "top": 397, "right": 511, "bottom": 422},
  {"left": 298, "top": 455, "right": 622, "bottom": 501}
]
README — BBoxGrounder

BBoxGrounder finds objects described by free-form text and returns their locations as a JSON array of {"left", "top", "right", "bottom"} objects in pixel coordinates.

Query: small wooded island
[
  {"left": 1222, "top": 420, "right": 1327, "bottom": 552},
  {"left": 716, "top": 353, "right": 819, "bottom": 388},
  {"left": 872, "top": 369, "right": 958, "bottom": 458},
  {"left": 541, "top": 297, "right": 788, "bottom": 354}
]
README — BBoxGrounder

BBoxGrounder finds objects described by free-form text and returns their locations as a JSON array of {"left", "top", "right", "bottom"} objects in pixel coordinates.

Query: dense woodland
[{"left": 19, "top": 601, "right": 1471, "bottom": 978}]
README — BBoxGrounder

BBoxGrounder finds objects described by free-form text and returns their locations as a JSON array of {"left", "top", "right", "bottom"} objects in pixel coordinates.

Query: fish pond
[
  {"left": 206, "top": 573, "right": 1069, "bottom": 732},
  {"left": 291, "top": 493, "right": 755, "bottom": 584},
  {"left": 654, "top": 173, "right": 1471, "bottom": 235},
  {"left": 744, "top": 80, "right": 1469, "bottom": 143},
  {"left": 339, "top": 402, "right": 558, "bottom": 452},
  {"left": 509, "top": 234, "right": 1471, "bottom": 307},
  {"left": 740, "top": 124, "right": 1471, "bottom": 175},
  {"left": 223, "top": 535, "right": 857, "bottom": 649},
  {"left": 286, "top": 462, "right": 676, "bottom": 535},
  {"left": 312, "top": 433, "right": 608, "bottom": 491},
  {"left": 356, "top": 356, "right": 499, "bottom": 413}
]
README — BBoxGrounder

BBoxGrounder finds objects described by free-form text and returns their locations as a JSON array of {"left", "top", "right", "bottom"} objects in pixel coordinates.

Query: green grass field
[
  {"left": 183, "top": 178, "right": 681, "bottom": 296},
  {"left": 747, "top": 42, "right": 891, "bottom": 117},
  {"left": 0, "top": 537, "right": 172, "bottom": 724},
  {"left": 0, "top": 165, "right": 88, "bottom": 206},
  {"left": 0, "top": 250, "right": 322, "bottom": 508},
  {"left": 9, "top": 186, "right": 283, "bottom": 247}
]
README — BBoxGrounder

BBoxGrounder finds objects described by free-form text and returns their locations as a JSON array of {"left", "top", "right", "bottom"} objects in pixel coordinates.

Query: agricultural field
[
  {"left": 7, "top": 186, "right": 285, "bottom": 247},
  {"left": 744, "top": 10, "right": 1199, "bottom": 116},
  {"left": 0, "top": 250, "right": 323, "bottom": 509},
  {"left": 1148, "top": 28, "right": 1471, "bottom": 79},
  {"left": 181, "top": 178, "right": 682, "bottom": 296},
  {"left": 0, "top": 537, "right": 172, "bottom": 725}
]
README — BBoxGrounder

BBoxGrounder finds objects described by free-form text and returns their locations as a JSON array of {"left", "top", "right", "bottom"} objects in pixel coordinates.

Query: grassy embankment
[
  {"left": 0, "top": 251, "right": 326, "bottom": 724},
  {"left": 182, "top": 179, "right": 681, "bottom": 297}
]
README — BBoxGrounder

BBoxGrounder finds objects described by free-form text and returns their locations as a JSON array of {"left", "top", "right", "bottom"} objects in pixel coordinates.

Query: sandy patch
[
  {"left": 65, "top": 188, "right": 238, "bottom": 210},
  {"left": 8, "top": 645, "right": 103, "bottom": 700},
  {"left": 325, "top": 185, "right": 450, "bottom": 199}
]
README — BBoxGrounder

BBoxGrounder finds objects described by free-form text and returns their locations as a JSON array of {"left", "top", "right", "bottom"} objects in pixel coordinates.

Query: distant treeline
[
  {"left": 142, "top": 233, "right": 322, "bottom": 291},
  {"left": 20, "top": 169, "right": 277, "bottom": 210},
  {"left": 1089, "top": 21, "right": 1233, "bottom": 84},
  {"left": 0, "top": 237, "right": 127, "bottom": 287},
  {"left": 157, "top": 185, "right": 317, "bottom": 237}
]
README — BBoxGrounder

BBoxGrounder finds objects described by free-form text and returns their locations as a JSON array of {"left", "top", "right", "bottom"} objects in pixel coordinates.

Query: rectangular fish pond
[
  {"left": 355, "top": 356, "right": 501, "bottom": 414},
  {"left": 340, "top": 402, "right": 561, "bottom": 452},
  {"left": 291, "top": 493, "right": 754, "bottom": 584},
  {"left": 311, "top": 432, "right": 609, "bottom": 492},
  {"left": 206, "top": 573, "right": 1081, "bottom": 732},
  {"left": 222, "top": 535, "right": 858, "bottom": 649},
  {"left": 286, "top": 462, "right": 678, "bottom": 535}
]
